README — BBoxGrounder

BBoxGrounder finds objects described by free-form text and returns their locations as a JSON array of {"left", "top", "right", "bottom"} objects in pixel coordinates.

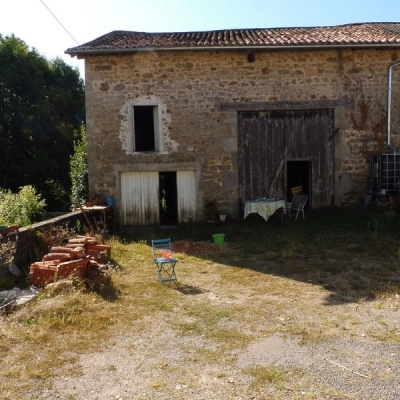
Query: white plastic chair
[{"left": 285, "top": 194, "right": 308, "bottom": 221}]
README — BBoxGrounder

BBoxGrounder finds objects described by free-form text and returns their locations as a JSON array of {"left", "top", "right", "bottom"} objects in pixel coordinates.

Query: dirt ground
[{"left": 29, "top": 240, "right": 400, "bottom": 399}]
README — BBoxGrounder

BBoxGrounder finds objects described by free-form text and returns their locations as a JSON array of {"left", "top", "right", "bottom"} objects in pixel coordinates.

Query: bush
[
  {"left": 0, "top": 185, "right": 46, "bottom": 226},
  {"left": 70, "top": 125, "right": 88, "bottom": 210}
]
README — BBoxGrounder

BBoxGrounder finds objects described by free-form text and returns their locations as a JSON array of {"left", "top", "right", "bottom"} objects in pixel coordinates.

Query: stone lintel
[
  {"left": 114, "top": 162, "right": 198, "bottom": 173},
  {"left": 217, "top": 98, "right": 354, "bottom": 112}
]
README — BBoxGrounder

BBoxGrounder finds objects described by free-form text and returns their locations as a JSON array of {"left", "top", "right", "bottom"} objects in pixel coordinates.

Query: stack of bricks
[{"left": 29, "top": 236, "right": 111, "bottom": 288}]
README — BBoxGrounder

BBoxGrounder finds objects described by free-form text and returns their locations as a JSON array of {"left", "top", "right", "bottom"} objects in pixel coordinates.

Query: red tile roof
[{"left": 66, "top": 23, "right": 400, "bottom": 56}]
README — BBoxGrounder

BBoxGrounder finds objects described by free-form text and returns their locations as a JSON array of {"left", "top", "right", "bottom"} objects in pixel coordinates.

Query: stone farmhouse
[{"left": 66, "top": 22, "right": 400, "bottom": 226}]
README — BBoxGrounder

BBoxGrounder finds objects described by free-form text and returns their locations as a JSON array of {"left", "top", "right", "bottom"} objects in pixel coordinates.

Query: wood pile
[{"left": 29, "top": 236, "right": 111, "bottom": 289}]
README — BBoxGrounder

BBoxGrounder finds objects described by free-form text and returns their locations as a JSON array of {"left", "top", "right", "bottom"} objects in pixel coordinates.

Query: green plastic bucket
[{"left": 212, "top": 233, "right": 225, "bottom": 246}]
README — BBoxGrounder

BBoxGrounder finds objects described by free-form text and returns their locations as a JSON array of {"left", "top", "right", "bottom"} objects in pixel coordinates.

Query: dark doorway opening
[
  {"left": 134, "top": 106, "right": 155, "bottom": 151},
  {"left": 286, "top": 161, "right": 311, "bottom": 206},
  {"left": 159, "top": 172, "right": 178, "bottom": 225}
]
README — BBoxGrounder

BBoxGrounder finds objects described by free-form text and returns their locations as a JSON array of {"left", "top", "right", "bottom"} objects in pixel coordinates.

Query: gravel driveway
[{"left": 45, "top": 328, "right": 400, "bottom": 400}]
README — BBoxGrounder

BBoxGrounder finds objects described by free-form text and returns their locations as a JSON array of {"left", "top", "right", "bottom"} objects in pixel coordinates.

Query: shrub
[
  {"left": 43, "top": 179, "right": 70, "bottom": 211},
  {"left": 70, "top": 125, "right": 88, "bottom": 210},
  {"left": 0, "top": 185, "right": 46, "bottom": 227}
]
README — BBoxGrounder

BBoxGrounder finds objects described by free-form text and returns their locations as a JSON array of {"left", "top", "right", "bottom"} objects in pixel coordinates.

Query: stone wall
[
  {"left": 83, "top": 47, "right": 400, "bottom": 220},
  {"left": 6, "top": 211, "right": 84, "bottom": 268}
]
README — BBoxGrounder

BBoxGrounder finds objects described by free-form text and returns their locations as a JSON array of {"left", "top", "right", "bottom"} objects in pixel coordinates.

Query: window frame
[{"left": 130, "top": 102, "right": 162, "bottom": 153}]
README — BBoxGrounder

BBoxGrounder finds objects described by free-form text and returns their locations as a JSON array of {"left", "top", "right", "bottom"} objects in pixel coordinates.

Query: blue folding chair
[{"left": 151, "top": 239, "right": 178, "bottom": 284}]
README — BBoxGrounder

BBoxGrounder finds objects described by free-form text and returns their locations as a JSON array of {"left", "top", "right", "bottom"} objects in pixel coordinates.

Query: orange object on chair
[{"left": 291, "top": 185, "right": 303, "bottom": 196}]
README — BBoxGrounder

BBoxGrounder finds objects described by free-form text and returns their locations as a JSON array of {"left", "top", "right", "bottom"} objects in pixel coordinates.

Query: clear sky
[{"left": 2, "top": 0, "right": 400, "bottom": 79}]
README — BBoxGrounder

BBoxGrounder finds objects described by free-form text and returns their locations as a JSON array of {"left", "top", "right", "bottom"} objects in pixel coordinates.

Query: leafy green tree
[
  {"left": 0, "top": 34, "right": 85, "bottom": 211},
  {"left": 70, "top": 125, "right": 88, "bottom": 209}
]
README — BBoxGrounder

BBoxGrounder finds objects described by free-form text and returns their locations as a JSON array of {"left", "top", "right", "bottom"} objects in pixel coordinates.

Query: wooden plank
[{"left": 269, "top": 155, "right": 286, "bottom": 198}]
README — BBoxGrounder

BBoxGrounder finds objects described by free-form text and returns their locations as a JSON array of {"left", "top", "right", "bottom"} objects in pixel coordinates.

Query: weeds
[
  {"left": 41, "top": 223, "right": 78, "bottom": 248},
  {"left": 0, "top": 235, "right": 17, "bottom": 290},
  {"left": 244, "top": 365, "right": 287, "bottom": 389},
  {"left": 24, "top": 222, "right": 78, "bottom": 266},
  {"left": 0, "top": 235, "right": 16, "bottom": 264}
]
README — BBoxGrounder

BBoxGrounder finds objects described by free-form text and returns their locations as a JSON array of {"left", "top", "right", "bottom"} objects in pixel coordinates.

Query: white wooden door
[
  {"left": 121, "top": 171, "right": 159, "bottom": 225},
  {"left": 177, "top": 171, "right": 196, "bottom": 222}
]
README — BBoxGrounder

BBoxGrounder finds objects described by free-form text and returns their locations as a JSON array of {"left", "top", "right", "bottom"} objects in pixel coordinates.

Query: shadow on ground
[{"left": 119, "top": 205, "right": 400, "bottom": 306}]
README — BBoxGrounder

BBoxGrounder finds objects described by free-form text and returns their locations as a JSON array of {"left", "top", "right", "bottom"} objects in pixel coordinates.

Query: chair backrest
[
  {"left": 292, "top": 194, "right": 308, "bottom": 210},
  {"left": 152, "top": 238, "right": 173, "bottom": 259}
]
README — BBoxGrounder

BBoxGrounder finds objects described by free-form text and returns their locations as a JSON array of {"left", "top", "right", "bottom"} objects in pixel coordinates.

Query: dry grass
[{"left": 1, "top": 205, "right": 400, "bottom": 398}]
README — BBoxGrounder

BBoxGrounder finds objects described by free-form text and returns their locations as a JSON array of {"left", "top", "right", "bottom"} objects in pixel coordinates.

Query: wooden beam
[{"left": 218, "top": 98, "right": 354, "bottom": 111}]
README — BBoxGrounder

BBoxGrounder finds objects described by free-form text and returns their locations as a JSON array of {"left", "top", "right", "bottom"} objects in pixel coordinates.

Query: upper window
[{"left": 132, "top": 105, "right": 160, "bottom": 152}]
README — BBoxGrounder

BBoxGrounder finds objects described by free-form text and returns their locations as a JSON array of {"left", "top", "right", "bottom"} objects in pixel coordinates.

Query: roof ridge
[
  {"left": 103, "top": 22, "right": 400, "bottom": 35},
  {"left": 66, "top": 23, "right": 400, "bottom": 56}
]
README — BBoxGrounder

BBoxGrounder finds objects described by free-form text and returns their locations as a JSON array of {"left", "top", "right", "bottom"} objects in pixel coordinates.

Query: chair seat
[{"left": 154, "top": 257, "right": 177, "bottom": 264}]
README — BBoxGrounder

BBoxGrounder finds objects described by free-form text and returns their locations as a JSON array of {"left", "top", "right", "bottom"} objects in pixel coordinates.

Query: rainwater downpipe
[{"left": 387, "top": 61, "right": 400, "bottom": 153}]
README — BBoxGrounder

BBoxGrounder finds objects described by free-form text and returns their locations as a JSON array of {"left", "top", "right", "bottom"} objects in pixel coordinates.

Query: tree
[
  {"left": 70, "top": 124, "right": 88, "bottom": 209},
  {"left": 0, "top": 34, "right": 85, "bottom": 210}
]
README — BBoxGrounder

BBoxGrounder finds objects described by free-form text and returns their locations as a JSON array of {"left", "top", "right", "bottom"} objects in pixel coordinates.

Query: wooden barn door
[
  {"left": 121, "top": 171, "right": 159, "bottom": 226},
  {"left": 286, "top": 109, "right": 334, "bottom": 208},
  {"left": 238, "top": 109, "right": 333, "bottom": 210},
  {"left": 238, "top": 111, "right": 286, "bottom": 210},
  {"left": 176, "top": 171, "right": 196, "bottom": 223}
]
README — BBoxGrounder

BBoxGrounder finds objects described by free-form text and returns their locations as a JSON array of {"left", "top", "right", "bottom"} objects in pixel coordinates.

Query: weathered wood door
[
  {"left": 121, "top": 170, "right": 197, "bottom": 225},
  {"left": 177, "top": 171, "right": 197, "bottom": 223},
  {"left": 121, "top": 171, "right": 159, "bottom": 226},
  {"left": 238, "top": 111, "right": 286, "bottom": 205},
  {"left": 238, "top": 109, "right": 334, "bottom": 209}
]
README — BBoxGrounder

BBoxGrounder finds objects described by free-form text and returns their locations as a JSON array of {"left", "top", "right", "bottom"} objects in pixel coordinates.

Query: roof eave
[{"left": 65, "top": 43, "right": 400, "bottom": 58}]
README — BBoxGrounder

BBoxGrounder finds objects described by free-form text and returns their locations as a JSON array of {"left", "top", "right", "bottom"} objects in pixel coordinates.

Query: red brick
[
  {"left": 50, "top": 246, "right": 73, "bottom": 254},
  {"left": 29, "top": 262, "right": 58, "bottom": 287},
  {"left": 57, "top": 259, "right": 89, "bottom": 279},
  {"left": 43, "top": 253, "right": 70, "bottom": 262},
  {"left": 85, "top": 244, "right": 111, "bottom": 259},
  {"left": 29, "top": 259, "right": 89, "bottom": 287},
  {"left": 68, "top": 237, "right": 98, "bottom": 245}
]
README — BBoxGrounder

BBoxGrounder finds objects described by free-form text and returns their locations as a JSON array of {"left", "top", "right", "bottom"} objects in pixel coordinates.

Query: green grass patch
[{"left": 244, "top": 365, "right": 287, "bottom": 389}]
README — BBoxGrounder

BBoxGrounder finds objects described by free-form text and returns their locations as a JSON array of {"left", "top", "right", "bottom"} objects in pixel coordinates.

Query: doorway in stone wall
[
  {"left": 286, "top": 160, "right": 311, "bottom": 207},
  {"left": 159, "top": 171, "right": 178, "bottom": 225},
  {"left": 121, "top": 170, "right": 196, "bottom": 226}
]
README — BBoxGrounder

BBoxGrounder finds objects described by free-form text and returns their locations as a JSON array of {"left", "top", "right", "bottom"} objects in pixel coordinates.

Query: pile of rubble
[
  {"left": 29, "top": 236, "right": 111, "bottom": 289},
  {"left": 172, "top": 240, "right": 224, "bottom": 254}
]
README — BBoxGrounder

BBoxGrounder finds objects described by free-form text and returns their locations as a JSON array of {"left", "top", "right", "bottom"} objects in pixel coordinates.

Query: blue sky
[{"left": 2, "top": 0, "right": 400, "bottom": 78}]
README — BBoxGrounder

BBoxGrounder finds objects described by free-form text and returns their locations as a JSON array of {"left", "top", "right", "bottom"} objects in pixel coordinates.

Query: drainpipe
[{"left": 387, "top": 62, "right": 400, "bottom": 153}]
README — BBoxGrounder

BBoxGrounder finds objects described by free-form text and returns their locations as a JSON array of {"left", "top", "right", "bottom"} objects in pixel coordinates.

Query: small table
[
  {"left": 82, "top": 205, "right": 114, "bottom": 231},
  {"left": 244, "top": 199, "right": 286, "bottom": 222}
]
